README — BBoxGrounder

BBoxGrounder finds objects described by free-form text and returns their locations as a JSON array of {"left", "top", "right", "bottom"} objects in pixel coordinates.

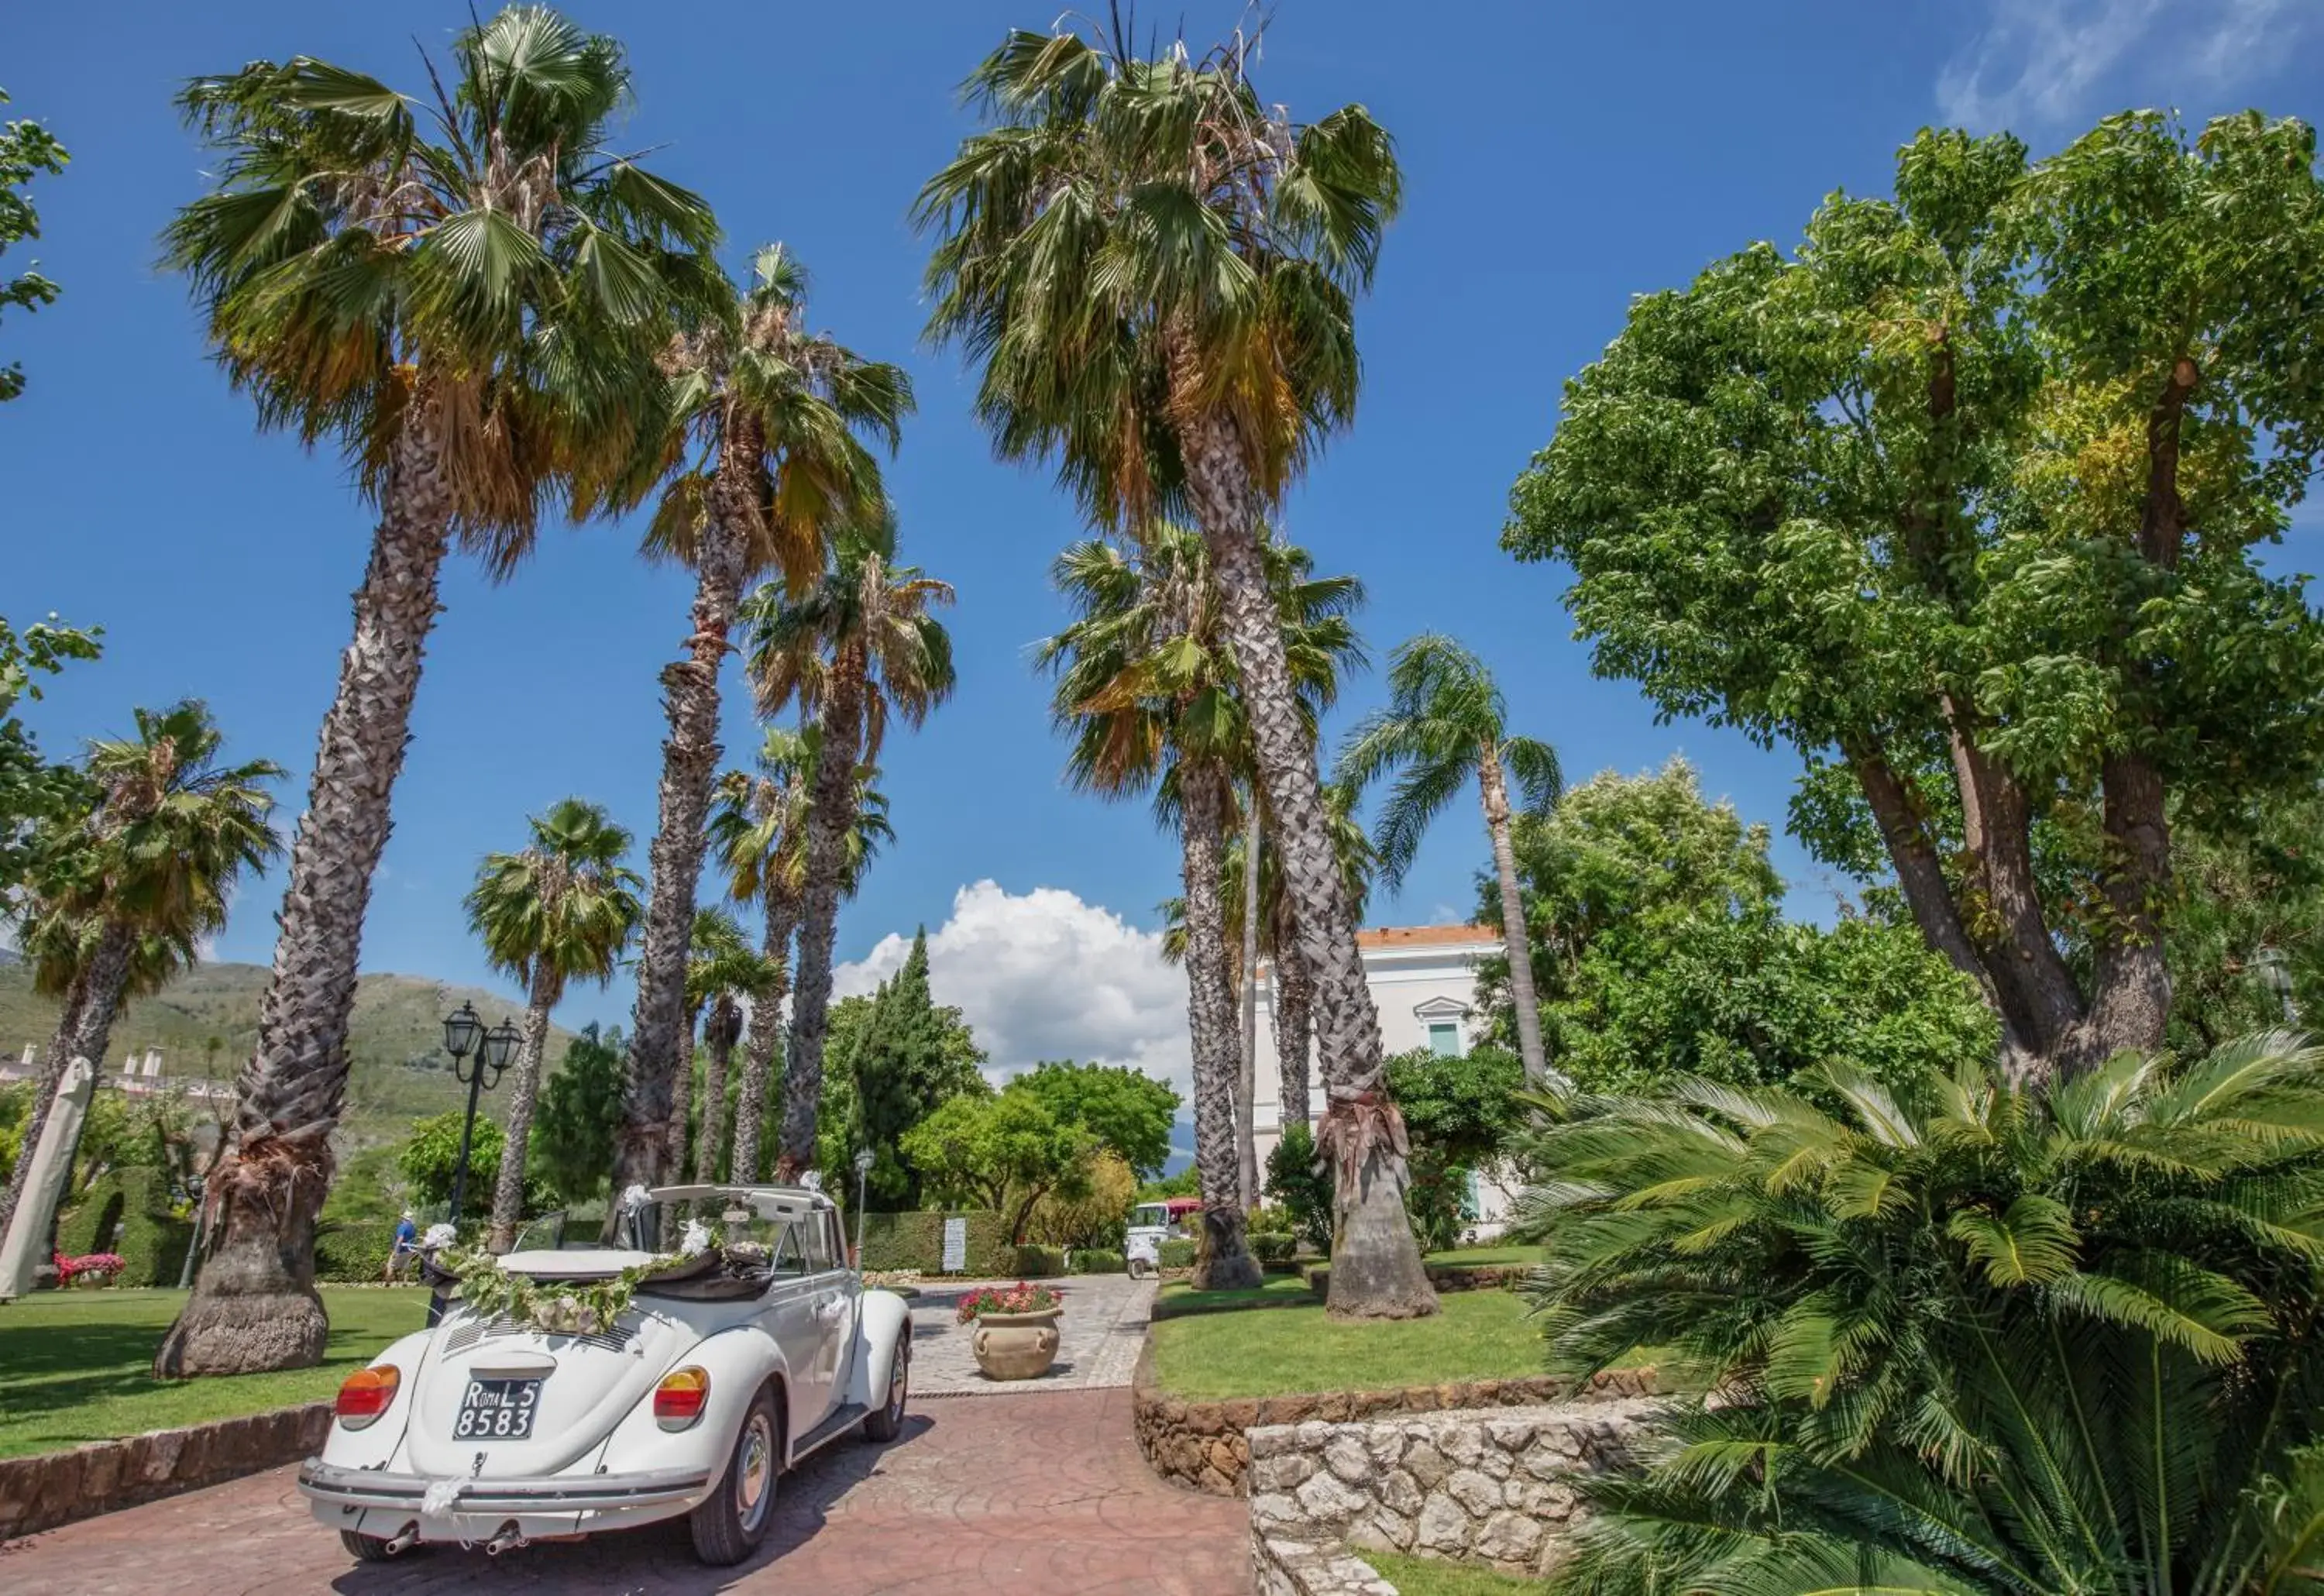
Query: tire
[
  {"left": 1128, "top": 1258, "right": 1150, "bottom": 1280},
  {"left": 862, "top": 1329, "right": 909, "bottom": 1442},
  {"left": 340, "top": 1529, "right": 407, "bottom": 1562},
  {"left": 689, "top": 1386, "right": 779, "bottom": 1567}
]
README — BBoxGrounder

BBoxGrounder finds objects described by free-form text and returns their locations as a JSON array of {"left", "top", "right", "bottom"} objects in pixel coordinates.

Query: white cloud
[
  {"left": 834, "top": 880, "right": 1192, "bottom": 1096},
  {"left": 1936, "top": 0, "right": 2305, "bottom": 131}
]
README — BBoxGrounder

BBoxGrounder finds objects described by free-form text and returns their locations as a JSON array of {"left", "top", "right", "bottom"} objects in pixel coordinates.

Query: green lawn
[
  {"left": 1425, "top": 1245, "right": 1546, "bottom": 1268},
  {"left": 1150, "top": 1288, "right": 1549, "bottom": 1400},
  {"left": 1361, "top": 1550, "right": 1542, "bottom": 1593},
  {"left": 0, "top": 1286, "right": 429, "bottom": 1460},
  {"left": 1152, "top": 1274, "right": 1318, "bottom": 1319}
]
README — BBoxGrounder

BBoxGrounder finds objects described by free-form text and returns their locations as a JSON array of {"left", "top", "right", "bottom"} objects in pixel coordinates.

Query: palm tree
[
  {"left": 745, "top": 514, "right": 954, "bottom": 1182},
  {"left": 708, "top": 727, "right": 895, "bottom": 1182},
  {"left": 679, "top": 907, "right": 765, "bottom": 1185},
  {"left": 158, "top": 5, "right": 717, "bottom": 1376},
  {"left": 613, "top": 244, "right": 907, "bottom": 1201},
  {"left": 1338, "top": 635, "right": 1563, "bottom": 1087},
  {"left": 462, "top": 798, "right": 641, "bottom": 1250},
  {"left": 0, "top": 702, "right": 280, "bottom": 1250},
  {"left": 918, "top": 22, "right": 1431, "bottom": 1317},
  {"left": 1042, "top": 527, "right": 1361, "bottom": 1287},
  {"left": 1253, "top": 780, "right": 1377, "bottom": 1140}
]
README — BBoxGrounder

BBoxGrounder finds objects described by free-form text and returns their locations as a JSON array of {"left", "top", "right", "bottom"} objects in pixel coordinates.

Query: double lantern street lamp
[{"left": 441, "top": 1001, "right": 522, "bottom": 1231}]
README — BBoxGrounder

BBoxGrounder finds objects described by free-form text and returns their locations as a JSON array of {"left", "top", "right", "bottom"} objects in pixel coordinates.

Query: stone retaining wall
[
  {"left": 1133, "top": 1338, "right": 1653, "bottom": 1497},
  {"left": 0, "top": 1400, "right": 331, "bottom": 1540},
  {"left": 1248, "top": 1400, "right": 1655, "bottom": 1581}
]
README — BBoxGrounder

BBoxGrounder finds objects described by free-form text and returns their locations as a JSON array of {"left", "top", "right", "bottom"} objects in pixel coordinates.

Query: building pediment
[{"left": 1410, "top": 994, "right": 1471, "bottom": 1021}]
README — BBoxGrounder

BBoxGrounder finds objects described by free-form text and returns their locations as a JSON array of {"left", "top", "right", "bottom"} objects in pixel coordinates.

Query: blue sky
[{"left": 5, "top": 1, "right": 2319, "bottom": 1083}]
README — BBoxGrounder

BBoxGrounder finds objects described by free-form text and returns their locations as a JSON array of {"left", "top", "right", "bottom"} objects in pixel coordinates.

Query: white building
[{"left": 1252, "top": 924, "right": 1521, "bottom": 1234}]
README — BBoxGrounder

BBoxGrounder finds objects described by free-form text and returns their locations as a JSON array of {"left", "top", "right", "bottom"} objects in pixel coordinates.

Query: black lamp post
[
  {"left": 851, "top": 1147, "right": 875, "bottom": 1269},
  {"left": 441, "top": 1001, "right": 520, "bottom": 1230}
]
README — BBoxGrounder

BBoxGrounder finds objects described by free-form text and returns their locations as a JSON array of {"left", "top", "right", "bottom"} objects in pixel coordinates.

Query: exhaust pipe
[
  {"left": 384, "top": 1522, "right": 421, "bottom": 1556},
  {"left": 483, "top": 1522, "right": 528, "bottom": 1557}
]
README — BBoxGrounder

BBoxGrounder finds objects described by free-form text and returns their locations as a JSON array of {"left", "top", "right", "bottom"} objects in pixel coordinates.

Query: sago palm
[
  {"left": 745, "top": 514, "right": 953, "bottom": 1181},
  {"left": 1522, "top": 1034, "right": 2324, "bottom": 1595},
  {"left": 1338, "top": 634, "right": 1563, "bottom": 1086},
  {"left": 463, "top": 798, "right": 641, "bottom": 1250},
  {"left": 0, "top": 702, "right": 279, "bottom": 1255},
  {"left": 158, "top": 4, "right": 716, "bottom": 1374},
  {"left": 614, "top": 243, "right": 906, "bottom": 1200},
  {"left": 918, "top": 19, "right": 1432, "bottom": 1316},
  {"left": 707, "top": 725, "right": 893, "bottom": 1182}
]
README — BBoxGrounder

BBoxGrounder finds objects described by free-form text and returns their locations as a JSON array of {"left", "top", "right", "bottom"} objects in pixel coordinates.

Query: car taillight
[
  {"left": 335, "top": 1364, "right": 400, "bottom": 1429},
  {"left": 654, "top": 1366, "right": 710, "bottom": 1428}
]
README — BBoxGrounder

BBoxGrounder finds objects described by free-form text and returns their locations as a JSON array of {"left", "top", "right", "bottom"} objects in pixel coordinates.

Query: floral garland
[{"left": 437, "top": 1219, "right": 717, "bottom": 1338}]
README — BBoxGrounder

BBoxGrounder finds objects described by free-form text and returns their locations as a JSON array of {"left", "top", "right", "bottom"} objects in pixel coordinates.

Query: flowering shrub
[
  {"left": 954, "top": 1281, "right": 1063, "bottom": 1323},
  {"left": 56, "top": 1251, "right": 125, "bottom": 1287}
]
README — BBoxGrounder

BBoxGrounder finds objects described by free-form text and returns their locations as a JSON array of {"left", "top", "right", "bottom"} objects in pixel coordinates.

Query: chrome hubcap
[
  {"left": 889, "top": 1347, "right": 909, "bottom": 1415},
  {"left": 736, "top": 1414, "right": 772, "bottom": 1530}
]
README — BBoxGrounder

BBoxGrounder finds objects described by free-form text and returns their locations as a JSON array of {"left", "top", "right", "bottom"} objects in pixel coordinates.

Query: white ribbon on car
[
  {"left": 420, "top": 1478, "right": 465, "bottom": 1516},
  {"left": 679, "top": 1218, "right": 713, "bottom": 1257}
]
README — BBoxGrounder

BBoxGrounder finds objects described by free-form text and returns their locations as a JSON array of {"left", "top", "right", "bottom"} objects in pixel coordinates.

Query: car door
[
  {"left": 760, "top": 1219, "right": 834, "bottom": 1439},
  {"left": 788, "top": 1211, "right": 852, "bottom": 1425}
]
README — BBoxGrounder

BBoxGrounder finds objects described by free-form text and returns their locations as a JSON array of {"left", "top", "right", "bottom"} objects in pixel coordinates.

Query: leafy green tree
[
  {"left": 1524, "top": 1034, "right": 2324, "bottom": 1594},
  {"left": 847, "top": 930, "right": 988, "bottom": 1206},
  {"left": 1340, "top": 637, "right": 1562, "bottom": 1086},
  {"left": 745, "top": 513, "right": 954, "bottom": 1181},
  {"left": 529, "top": 1023, "right": 624, "bottom": 1208},
  {"left": 2146, "top": 788, "right": 2324, "bottom": 1055},
  {"left": 614, "top": 244, "right": 907, "bottom": 1203},
  {"left": 0, "top": 614, "right": 99, "bottom": 895},
  {"left": 919, "top": 20, "right": 1434, "bottom": 1319},
  {"left": 1482, "top": 759, "right": 1995, "bottom": 1094},
  {"left": 159, "top": 5, "right": 718, "bottom": 1377},
  {"left": 1508, "top": 114, "right": 2324, "bottom": 1085},
  {"left": 464, "top": 798, "right": 641, "bottom": 1249},
  {"left": 1134, "top": 1166, "right": 1201, "bottom": 1204},
  {"left": 1011, "top": 1060, "right": 1180, "bottom": 1182},
  {"left": 1024, "top": 1151, "right": 1136, "bottom": 1251},
  {"left": 900, "top": 1085, "right": 1093, "bottom": 1244},
  {"left": 0, "top": 88, "right": 66, "bottom": 403},
  {"left": 1262, "top": 1125, "right": 1333, "bottom": 1254},
  {"left": 397, "top": 1111, "right": 508, "bottom": 1222},
  {"left": 1383, "top": 1044, "right": 1525, "bottom": 1251},
  {"left": 0, "top": 703, "right": 280, "bottom": 1250}
]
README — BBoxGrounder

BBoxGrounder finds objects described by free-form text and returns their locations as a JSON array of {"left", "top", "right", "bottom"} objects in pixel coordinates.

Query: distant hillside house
[{"left": 1253, "top": 924, "right": 1520, "bottom": 1237}]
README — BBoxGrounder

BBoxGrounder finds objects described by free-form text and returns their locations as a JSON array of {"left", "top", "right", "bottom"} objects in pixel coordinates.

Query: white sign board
[{"left": 940, "top": 1216, "right": 968, "bottom": 1274}]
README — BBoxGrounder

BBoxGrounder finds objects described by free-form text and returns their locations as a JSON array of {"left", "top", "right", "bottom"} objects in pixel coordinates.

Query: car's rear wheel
[
  {"left": 689, "top": 1386, "right": 779, "bottom": 1567},
  {"left": 862, "top": 1329, "right": 909, "bottom": 1442},
  {"left": 340, "top": 1529, "right": 409, "bottom": 1563}
]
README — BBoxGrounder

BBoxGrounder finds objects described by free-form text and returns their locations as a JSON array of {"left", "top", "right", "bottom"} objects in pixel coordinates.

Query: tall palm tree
[
  {"left": 158, "top": 5, "right": 717, "bottom": 1376},
  {"left": 463, "top": 798, "right": 641, "bottom": 1250},
  {"left": 0, "top": 702, "right": 280, "bottom": 1250},
  {"left": 919, "top": 22, "right": 1432, "bottom": 1317},
  {"left": 1338, "top": 635, "right": 1563, "bottom": 1087},
  {"left": 612, "top": 244, "right": 906, "bottom": 1202},
  {"left": 1257, "top": 780, "right": 1377, "bottom": 1139},
  {"left": 745, "top": 514, "right": 954, "bottom": 1182},
  {"left": 679, "top": 906, "right": 765, "bottom": 1186},
  {"left": 708, "top": 727, "right": 894, "bottom": 1182},
  {"left": 1042, "top": 527, "right": 1361, "bottom": 1287}
]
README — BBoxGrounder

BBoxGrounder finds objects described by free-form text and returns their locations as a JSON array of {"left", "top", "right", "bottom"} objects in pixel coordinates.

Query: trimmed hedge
[
  {"left": 1248, "top": 1231, "right": 1297, "bottom": 1264},
  {"left": 315, "top": 1219, "right": 400, "bottom": 1283},
  {"left": 57, "top": 1169, "right": 192, "bottom": 1288},
  {"left": 1013, "top": 1243, "right": 1067, "bottom": 1278},
  {"left": 856, "top": 1210, "right": 1012, "bottom": 1276},
  {"left": 1159, "top": 1238, "right": 1197, "bottom": 1269},
  {"left": 1071, "top": 1248, "right": 1126, "bottom": 1274}
]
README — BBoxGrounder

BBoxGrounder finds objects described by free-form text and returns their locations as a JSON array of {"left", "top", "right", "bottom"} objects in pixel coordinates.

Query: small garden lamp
[
  {"left": 852, "top": 1147, "right": 875, "bottom": 1269},
  {"left": 2255, "top": 946, "right": 2301, "bottom": 1026}
]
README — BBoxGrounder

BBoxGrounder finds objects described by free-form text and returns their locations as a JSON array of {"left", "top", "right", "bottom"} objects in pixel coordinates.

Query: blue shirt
[{"left": 393, "top": 1219, "right": 418, "bottom": 1252}]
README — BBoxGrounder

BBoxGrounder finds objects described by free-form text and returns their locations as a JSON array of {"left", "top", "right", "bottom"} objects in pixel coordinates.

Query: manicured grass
[
  {"left": 1425, "top": 1244, "right": 1546, "bottom": 1268},
  {"left": 1150, "top": 1288, "right": 1549, "bottom": 1401},
  {"left": 1151, "top": 1273, "right": 1318, "bottom": 1319},
  {"left": 1361, "top": 1550, "right": 1542, "bottom": 1593},
  {"left": 0, "top": 1286, "right": 429, "bottom": 1460}
]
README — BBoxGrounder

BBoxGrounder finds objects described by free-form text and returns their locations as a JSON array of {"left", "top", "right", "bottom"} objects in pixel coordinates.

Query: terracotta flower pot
[{"left": 970, "top": 1307, "right": 1062, "bottom": 1381}]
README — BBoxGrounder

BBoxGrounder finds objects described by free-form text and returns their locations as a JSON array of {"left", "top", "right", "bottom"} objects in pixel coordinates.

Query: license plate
[{"left": 455, "top": 1378, "right": 540, "bottom": 1440}]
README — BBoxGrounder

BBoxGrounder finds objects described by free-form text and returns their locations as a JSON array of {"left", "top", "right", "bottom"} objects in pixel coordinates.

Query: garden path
[{"left": 909, "top": 1271, "right": 1154, "bottom": 1395}]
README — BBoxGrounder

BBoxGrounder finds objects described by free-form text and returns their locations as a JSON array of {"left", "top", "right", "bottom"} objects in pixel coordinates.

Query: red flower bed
[{"left": 56, "top": 1250, "right": 126, "bottom": 1287}]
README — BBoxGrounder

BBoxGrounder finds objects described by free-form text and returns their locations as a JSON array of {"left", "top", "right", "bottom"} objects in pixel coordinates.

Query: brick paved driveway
[{"left": 0, "top": 1384, "right": 1247, "bottom": 1595}]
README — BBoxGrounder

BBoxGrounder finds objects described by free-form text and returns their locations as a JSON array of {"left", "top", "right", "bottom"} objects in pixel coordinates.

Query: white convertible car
[{"left": 297, "top": 1185, "right": 912, "bottom": 1567}]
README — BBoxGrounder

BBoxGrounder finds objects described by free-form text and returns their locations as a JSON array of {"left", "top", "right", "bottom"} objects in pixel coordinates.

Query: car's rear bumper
[{"left": 297, "top": 1458, "right": 714, "bottom": 1515}]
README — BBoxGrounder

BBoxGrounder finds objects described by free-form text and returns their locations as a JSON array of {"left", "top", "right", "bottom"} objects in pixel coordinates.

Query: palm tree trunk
[
  {"left": 776, "top": 670, "right": 867, "bottom": 1182},
  {"left": 1271, "top": 895, "right": 1312, "bottom": 1133},
  {"left": 1181, "top": 760, "right": 1262, "bottom": 1291},
  {"left": 730, "top": 896, "right": 797, "bottom": 1182},
  {"left": 487, "top": 964, "right": 559, "bottom": 1253},
  {"left": 1477, "top": 749, "right": 1552, "bottom": 1088},
  {"left": 160, "top": 400, "right": 456, "bottom": 1378},
  {"left": 696, "top": 997, "right": 740, "bottom": 1185},
  {"left": 1174, "top": 404, "right": 1437, "bottom": 1320},
  {"left": 666, "top": 1008, "right": 699, "bottom": 1184},
  {"left": 610, "top": 454, "right": 754, "bottom": 1212},
  {"left": 0, "top": 961, "right": 95, "bottom": 1248},
  {"left": 1238, "top": 796, "right": 1262, "bottom": 1210}
]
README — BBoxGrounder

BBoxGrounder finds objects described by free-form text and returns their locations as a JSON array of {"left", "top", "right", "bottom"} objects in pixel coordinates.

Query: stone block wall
[
  {"left": 0, "top": 1401, "right": 332, "bottom": 1540},
  {"left": 1246, "top": 1400, "right": 1655, "bottom": 1578}
]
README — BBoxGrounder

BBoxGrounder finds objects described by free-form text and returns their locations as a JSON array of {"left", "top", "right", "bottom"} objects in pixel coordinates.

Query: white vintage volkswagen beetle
[{"left": 297, "top": 1184, "right": 912, "bottom": 1567}]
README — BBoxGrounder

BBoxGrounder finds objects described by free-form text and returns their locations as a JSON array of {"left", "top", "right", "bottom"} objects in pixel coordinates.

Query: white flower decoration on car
[
  {"left": 620, "top": 1183, "right": 652, "bottom": 1212},
  {"left": 679, "top": 1218, "right": 713, "bottom": 1257}
]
